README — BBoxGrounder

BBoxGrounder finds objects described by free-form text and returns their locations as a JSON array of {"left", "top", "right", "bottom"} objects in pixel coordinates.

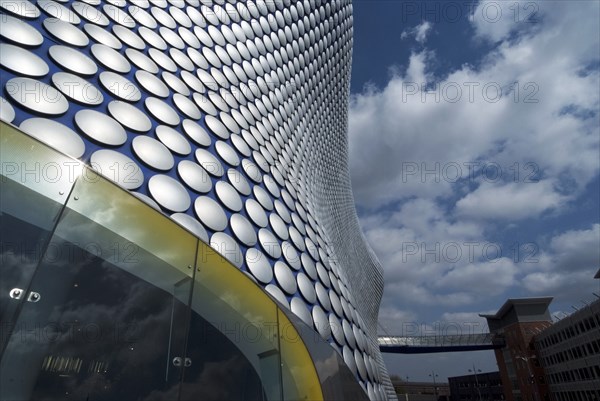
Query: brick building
[{"left": 481, "top": 298, "right": 554, "bottom": 401}]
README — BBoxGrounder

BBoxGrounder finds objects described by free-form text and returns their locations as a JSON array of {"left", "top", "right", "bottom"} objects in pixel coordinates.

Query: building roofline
[
  {"left": 479, "top": 297, "right": 553, "bottom": 320},
  {"left": 448, "top": 371, "right": 500, "bottom": 380}
]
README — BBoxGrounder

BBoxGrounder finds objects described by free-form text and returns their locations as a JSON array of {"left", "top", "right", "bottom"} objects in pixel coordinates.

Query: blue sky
[{"left": 348, "top": 0, "right": 600, "bottom": 381}]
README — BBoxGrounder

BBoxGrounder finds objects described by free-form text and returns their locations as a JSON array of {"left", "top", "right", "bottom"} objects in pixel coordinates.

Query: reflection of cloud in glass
[
  {"left": 63, "top": 173, "right": 195, "bottom": 271},
  {"left": 5, "top": 242, "right": 189, "bottom": 400},
  {"left": 179, "top": 355, "right": 263, "bottom": 400},
  {"left": 2, "top": 168, "right": 323, "bottom": 400},
  {"left": 1, "top": 251, "right": 39, "bottom": 289},
  {"left": 314, "top": 353, "right": 340, "bottom": 382}
]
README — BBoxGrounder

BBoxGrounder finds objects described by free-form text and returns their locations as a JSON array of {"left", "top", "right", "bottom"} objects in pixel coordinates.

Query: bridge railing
[{"left": 378, "top": 333, "right": 505, "bottom": 353}]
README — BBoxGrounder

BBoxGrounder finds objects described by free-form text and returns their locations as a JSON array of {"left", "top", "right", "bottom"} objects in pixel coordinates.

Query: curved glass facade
[
  {"left": 0, "top": 0, "right": 394, "bottom": 398},
  {"left": 1, "top": 122, "right": 370, "bottom": 400}
]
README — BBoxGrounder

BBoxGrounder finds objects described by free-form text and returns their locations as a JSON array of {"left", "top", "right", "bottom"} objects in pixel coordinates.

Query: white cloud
[
  {"left": 441, "top": 311, "right": 493, "bottom": 326},
  {"left": 521, "top": 224, "right": 600, "bottom": 300},
  {"left": 549, "top": 223, "right": 600, "bottom": 271},
  {"left": 349, "top": 1, "right": 599, "bottom": 209},
  {"left": 435, "top": 258, "right": 518, "bottom": 295},
  {"left": 415, "top": 21, "right": 432, "bottom": 43},
  {"left": 363, "top": 198, "right": 486, "bottom": 287},
  {"left": 522, "top": 270, "right": 593, "bottom": 297},
  {"left": 440, "top": 311, "right": 496, "bottom": 335},
  {"left": 378, "top": 306, "right": 418, "bottom": 334},
  {"left": 470, "top": 0, "right": 537, "bottom": 42},
  {"left": 455, "top": 180, "right": 569, "bottom": 220},
  {"left": 351, "top": 1, "right": 599, "bottom": 329},
  {"left": 384, "top": 281, "right": 474, "bottom": 307},
  {"left": 401, "top": 21, "right": 433, "bottom": 44}
]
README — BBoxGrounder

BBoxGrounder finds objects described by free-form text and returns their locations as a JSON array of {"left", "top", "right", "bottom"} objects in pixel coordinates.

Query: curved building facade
[{"left": 0, "top": 0, "right": 395, "bottom": 399}]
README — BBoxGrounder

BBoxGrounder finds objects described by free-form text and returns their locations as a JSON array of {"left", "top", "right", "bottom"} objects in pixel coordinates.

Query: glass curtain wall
[{"left": 0, "top": 122, "right": 322, "bottom": 401}]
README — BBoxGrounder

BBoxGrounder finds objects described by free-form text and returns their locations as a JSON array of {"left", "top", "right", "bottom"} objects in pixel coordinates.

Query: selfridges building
[{"left": 0, "top": 0, "right": 396, "bottom": 400}]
